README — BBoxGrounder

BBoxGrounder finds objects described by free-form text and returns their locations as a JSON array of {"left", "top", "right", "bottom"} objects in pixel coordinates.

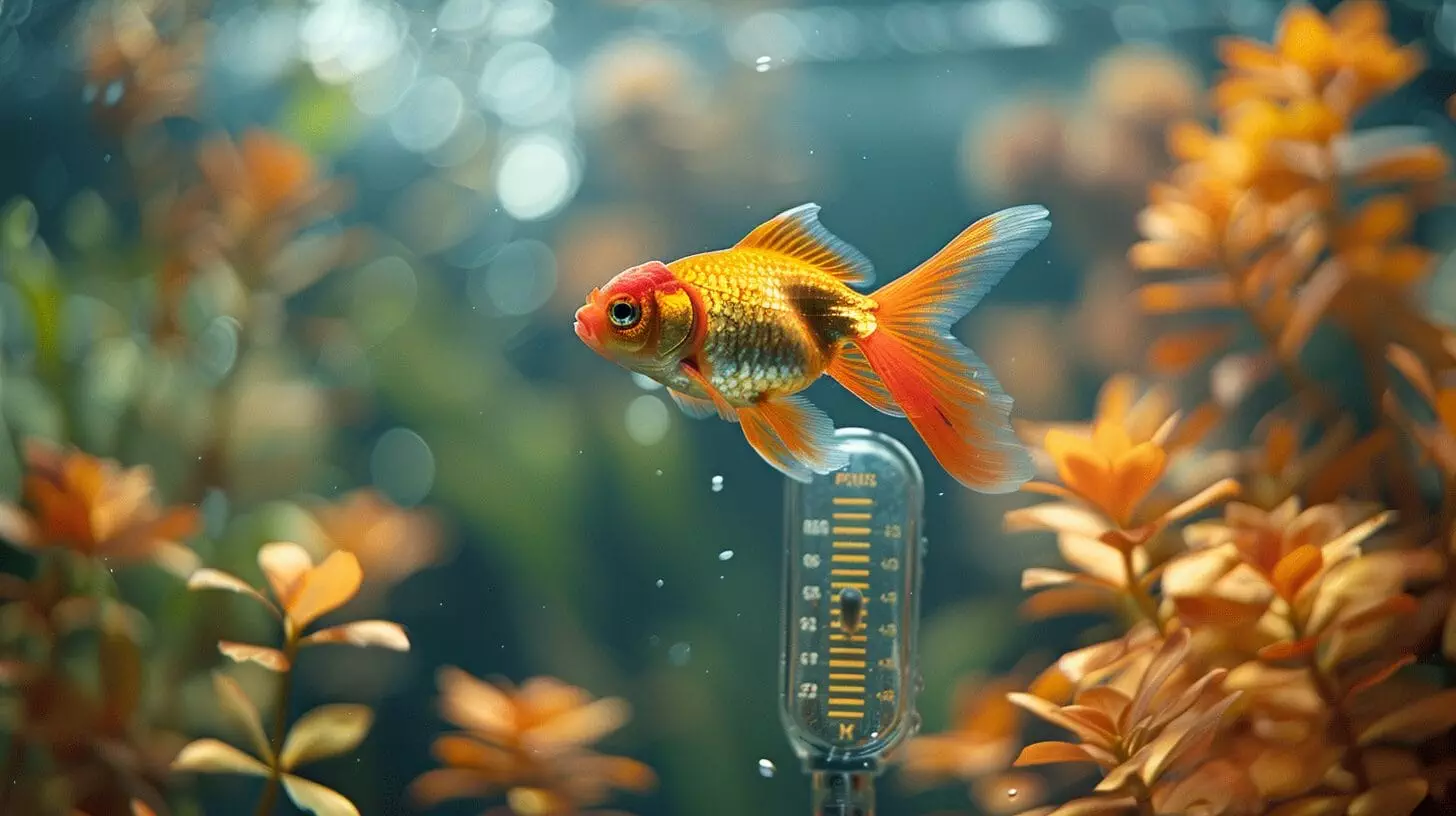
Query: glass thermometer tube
[{"left": 778, "top": 428, "right": 926, "bottom": 778}]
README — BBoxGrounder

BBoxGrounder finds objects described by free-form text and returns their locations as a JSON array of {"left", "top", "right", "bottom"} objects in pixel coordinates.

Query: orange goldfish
[{"left": 573, "top": 203, "right": 1050, "bottom": 492}]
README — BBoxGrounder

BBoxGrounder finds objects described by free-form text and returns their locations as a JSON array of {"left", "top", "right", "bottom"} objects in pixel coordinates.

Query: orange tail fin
[{"left": 852, "top": 205, "right": 1050, "bottom": 493}]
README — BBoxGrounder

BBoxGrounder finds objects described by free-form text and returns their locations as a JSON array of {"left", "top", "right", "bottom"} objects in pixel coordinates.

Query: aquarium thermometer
[{"left": 779, "top": 428, "right": 926, "bottom": 816}]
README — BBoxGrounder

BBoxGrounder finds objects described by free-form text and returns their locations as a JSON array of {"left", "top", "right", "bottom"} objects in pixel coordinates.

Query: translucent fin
[
  {"left": 738, "top": 394, "right": 849, "bottom": 481},
  {"left": 668, "top": 388, "right": 718, "bottom": 420},
  {"left": 859, "top": 205, "right": 1050, "bottom": 493},
  {"left": 678, "top": 362, "right": 739, "bottom": 422},
  {"left": 827, "top": 342, "right": 904, "bottom": 417},
  {"left": 735, "top": 203, "right": 875, "bottom": 287}
]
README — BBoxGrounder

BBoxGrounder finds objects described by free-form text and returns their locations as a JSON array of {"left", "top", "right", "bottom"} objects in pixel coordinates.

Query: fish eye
[{"left": 608, "top": 298, "right": 640, "bottom": 328}]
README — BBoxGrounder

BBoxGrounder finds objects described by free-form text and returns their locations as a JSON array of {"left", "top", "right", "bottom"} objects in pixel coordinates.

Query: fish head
[{"left": 575, "top": 261, "right": 698, "bottom": 371}]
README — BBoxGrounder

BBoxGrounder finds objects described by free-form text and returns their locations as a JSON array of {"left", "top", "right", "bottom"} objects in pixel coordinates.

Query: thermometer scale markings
[{"left": 826, "top": 489, "right": 875, "bottom": 722}]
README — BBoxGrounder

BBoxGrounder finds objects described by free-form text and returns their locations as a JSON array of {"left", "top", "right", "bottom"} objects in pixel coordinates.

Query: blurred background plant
[
  {"left": 900, "top": 2, "right": 1456, "bottom": 814},
  {"left": 0, "top": 0, "right": 1452, "bottom": 814}
]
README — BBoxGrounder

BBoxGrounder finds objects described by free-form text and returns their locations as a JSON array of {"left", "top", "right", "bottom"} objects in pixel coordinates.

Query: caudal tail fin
[{"left": 852, "top": 205, "right": 1050, "bottom": 493}]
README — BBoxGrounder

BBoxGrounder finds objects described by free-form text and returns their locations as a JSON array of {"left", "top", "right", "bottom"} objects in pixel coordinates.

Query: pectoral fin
[
  {"left": 678, "top": 362, "right": 738, "bottom": 422},
  {"left": 668, "top": 389, "right": 718, "bottom": 420},
  {"left": 738, "top": 394, "right": 849, "bottom": 482}
]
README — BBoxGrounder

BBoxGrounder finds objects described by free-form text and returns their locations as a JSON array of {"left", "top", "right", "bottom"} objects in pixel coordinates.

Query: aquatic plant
[
  {"left": 410, "top": 669, "right": 656, "bottom": 815},
  {"left": 904, "top": 2, "right": 1456, "bottom": 814},
  {"left": 0, "top": 0, "right": 658, "bottom": 813}
]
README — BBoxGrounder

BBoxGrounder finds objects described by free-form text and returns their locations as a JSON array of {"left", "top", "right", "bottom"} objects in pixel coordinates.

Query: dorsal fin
[{"left": 735, "top": 203, "right": 875, "bottom": 287}]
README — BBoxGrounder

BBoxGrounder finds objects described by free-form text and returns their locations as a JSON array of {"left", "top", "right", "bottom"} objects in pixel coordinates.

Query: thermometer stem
[{"left": 810, "top": 771, "right": 874, "bottom": 816}]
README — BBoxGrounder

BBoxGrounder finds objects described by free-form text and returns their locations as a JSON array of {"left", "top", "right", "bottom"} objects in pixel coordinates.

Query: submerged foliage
[
  {"left": 0, "top": 1, "right": 656, "bottom": 814},
  {"left": 905, "top": 2, "right": 1456, "bottom": 814}
]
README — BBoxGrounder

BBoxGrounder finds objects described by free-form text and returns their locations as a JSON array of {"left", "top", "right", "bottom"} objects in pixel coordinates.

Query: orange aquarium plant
[
  {"left": 903, "top": 2, "right": 1456, "bottom": 815},
  {"left": 0, "top": 0, "right": 658, "bottom": 814}
]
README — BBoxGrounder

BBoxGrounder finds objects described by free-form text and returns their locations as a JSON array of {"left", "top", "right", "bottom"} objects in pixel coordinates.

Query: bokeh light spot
[
  {"left": 496, "top": 133, "right": 578, "bottom": 221},
  {"left": 370, "top": 427, "right": 435, "bottom": 507},
  {"left": 625, "top": 394, "right": 670, "bottom": 446}
]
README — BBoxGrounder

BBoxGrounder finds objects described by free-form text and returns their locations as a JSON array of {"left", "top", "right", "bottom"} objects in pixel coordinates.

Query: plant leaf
[
  {"left": 523, "top": 697, "right": 630, "bottom": 756},
  {"left": 170, "top": 739, "right": 269, "bottom": 776},
  {"left": 1258, "top": 638, "right": 1318, "bottom": 663},
  {"left": 279, "top": 704, "right": 374, "bottom": 770},
  {"left": 1046, "top": 794, "right": 1139, "bottom": 815},
  {"left": 409, "top": 768, "right": 495, "bottom": 807},
  {"left": 300, "top": 620, "right": 410, "bottom": 651},
  {"left": 1348, "top": 778, "right": 1428, "bottom": 816},
  {"left": 219, "top": 641, "right": 291, "bottom": 672},
  {"left": 1173, "top": 595, "right": 1268, "bottom": 628},
  {"left": 286, "top": 551, "right": 362, "bottom": 629},
  {"left": 1155, "top": 478, "right": 1241, "bottom": 529},
  {"left": 187, "top": 569, "right": 278, "bottom": 617},
  {"left": 1359, "top": 689, "right": 1456, "bottom": 745},
  {"left": 258, "top": 541, "right": 314, "bottom": 603},
  {"left": 281, "top": 774, "right": 361, "bottom": 816},
  {"left": 1014, "top": 741, "right": 1098, "bottom": 767},
  {"left": 1270, "top": 545, "right": 1322, "bottom": 600},
  {"left": 213, "top": 672, "right": 273, "bottom": 762},
  {"left": 1345, "top": 655, "right": 1415, "bottom": 702},
  {"left": 1020, "top": 587, "right": 1113, "bottom": 619}
]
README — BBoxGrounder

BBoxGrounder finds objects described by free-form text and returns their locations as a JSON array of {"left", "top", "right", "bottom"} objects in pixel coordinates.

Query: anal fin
[
  {"left": 738, "top": 394, "right": 849, "bottom": 482},
  {"left": 827, "top": 342, "right": 904, "bottom": 417}
]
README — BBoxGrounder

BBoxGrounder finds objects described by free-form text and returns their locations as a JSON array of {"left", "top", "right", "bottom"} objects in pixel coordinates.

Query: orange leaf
[
  {"left": 1138, "top": 280, "right": 1236, "bottom": 314},
  {"left": 1386, "top": 343, "right": 1437, "bottom": 405},
  {"left": 285, "top": 551, "right": 362, "bottom": 630},
  {"left": 1277, "top": 6, "right": 1335, "bottom": 77},
  {"left": 1306, "top": 429, "right": 1391, "bottom": 503},
  {"left": 1344, "top": 654, "right": 1414, "bottom": 701},
  {"left": 187, "top": 569, "right": 278, "bottom": 617},
  {"left": 1129, "top": 240, "right": 1214, "bottom": 271},
  {"left": 300, "top": 620, "right": 410, "bottom": 651},
  {"left": 1173, "top": 594, "right": 1268, "bottom": 628},
  {"left": 1217, "top": 37, "right": 1282, "bottom": 72},
  {"left": 1148, "top": 327, "right": 1237, "bottom": 375},
  {"left": 1020, "top": 587, "right": 1113, "bottom": 620},
  {"left": 1270, "top": 544, "right": 1323, "bottom": 600},
  {"left": 219, "top": 641, "right": 290, "bottom": 672},
  {"left": 1359, "top": 689, "right": 1456, "bottom": 745},
  {"left": 1013, "top": 741, "right": 1097, "bottom": 767},
  {"left": 1338, "top": 593, "right": 1418, "bottom": 632},
  {"left": 1357, "top": 144, "right": 1451, "bottom": 185},
  {"left": 1347, "top": 778, "right": 1428, "bottom": 816},
  {"left": 1258, "top": 638, "right": 1318, "bottom": 662}
]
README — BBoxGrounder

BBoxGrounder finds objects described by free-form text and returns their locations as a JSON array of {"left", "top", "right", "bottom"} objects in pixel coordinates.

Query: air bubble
[
  {"left": 718, "top": 549, "right": 734, "bottom": 561},
  {"left": 711, "top": 475, "right": 724, "bottom": 492},
  {"left": 655, "top": 579, "right": 664, "bottom": 588},
  {"left": 757, "top": 758, "right": 776, "bottom": 778}
]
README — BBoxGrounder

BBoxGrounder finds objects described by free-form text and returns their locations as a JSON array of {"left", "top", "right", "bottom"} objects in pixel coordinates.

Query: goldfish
[{"left": 573, "top": 203, "right": 1051, "bottom": 492}]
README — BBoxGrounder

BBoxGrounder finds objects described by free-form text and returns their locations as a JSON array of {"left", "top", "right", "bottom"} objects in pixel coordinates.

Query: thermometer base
[{"left": 811, "top": 771, "right": 874, "bottom": 816}]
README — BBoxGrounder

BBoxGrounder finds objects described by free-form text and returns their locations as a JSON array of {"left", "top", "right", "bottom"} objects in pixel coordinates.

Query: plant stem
[
  {"left": 1122, "top": 543, "right": 1163, "bottom": 629},
  {"left": 255, "top": 633, "right": 299, "bottom": 816},
  {"left": 1127, "top": 775, "right": 1158, "bottom": 816},
  {"left": 1290, "top": 614, "right": 1371, "bottom": 792}
]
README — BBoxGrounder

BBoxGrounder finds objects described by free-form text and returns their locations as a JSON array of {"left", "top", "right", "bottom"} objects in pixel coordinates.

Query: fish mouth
[{"left": 573, "top": 292, "right": 603, "bottom": 349}]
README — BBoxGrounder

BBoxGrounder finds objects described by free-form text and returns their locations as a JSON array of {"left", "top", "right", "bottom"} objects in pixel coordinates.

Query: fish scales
[{"left": 671, "top": 249, "right": 873, "bottom": 405}]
